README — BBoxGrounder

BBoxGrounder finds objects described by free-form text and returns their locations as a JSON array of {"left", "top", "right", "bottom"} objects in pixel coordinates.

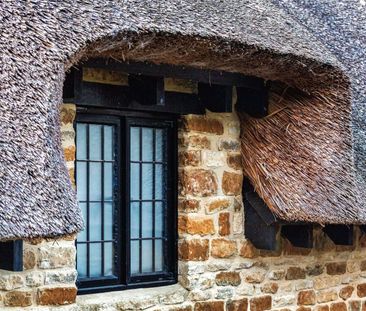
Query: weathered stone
[
  {"left": 218, "top": 213, "right": 230, "bottom": 236},
  {"left": 357, "top": 283, "right": 366, "bottom": 297},
  {"left": 201, "top": 151, "right": 225, "bottom": 167},
  {"left": 37, "top": 287, "right": 77, "bottom": 306},
  {"left": 347, "top": 261, "right": 359, "bottom": 273},
  {"left": 188, "top": 289, "right": 212, "bottom": 301},
  {"left": 183, "top": 116, "right": 224, "bottom": 135},
  {"left": 60, "top": 104, "right": 76, "bottom": 124},
  {"left": 239, "top": 241, "right": 258, "bottom": 258},
  {"left": 227, "top": 153, "right": 242, "bottom": 170},
  {"left": 222, "top": 172, "right": 242, "bottom": 195},
  {"left": 244, "top": 268, "right": 267, "bottom": 284},
  {"left": 4, "top": 291, "right": 32, "bottom": 307},
  {"left": 211, "top": 239, "right": 237, "bottom": 258},
  {"left": 38, "top": 246, "right": 76, "bottom": 269},
  {"left": 179, "top": 215, "right": 215, "bottom": 236},
  {"left": 339, "top": 285, "right": 354, "bottom": 300},
  {"left": 44, "top": 269, "right": 77, "bottom": 285},
  {"left": 297, "top": 307, "right": 311, "bottom": 311},
  {"left": 268, "top": 269, "right": 286, "bottom": 280},
  {"left": 306, "top": 264, "right": 324, "bottom": 276},
  {"left": 295, "top": 280, "right": 314, "bottom": 291},
  {"left": 234, "top": 197, "right": 242, "bottom": 211},
  {"left": 179, "top": 199, "right": 200, "bottom": 213},
  {"left": 273, "top": 295, "right": 296, "bottom": 308},
  {"left": 360, "top": 260, "right": 366, "bottom": 271},
  {"left": 215, "top": 272, "right": 241, "bottom": 286},
  {"left": 261, "top": 282, "right": 279, "bottom": 294},
  {"left": 180, "top": 169, "right": 218, "bottom": 197},
  {"left": 215, "top": 287, "right": 233, "bottom": 299},
  {"left": 232, "top": 212, "right": 243, "bottom": 234},
  {"left": 206, "top": 198, "right": 231, "bottom": 214},
  {"left": 194, "top": 301, "right": 224, "bottom": 311},
  {"left": 25, "top": 271, "right": 44, "bottom": 287},
  {"left": 330, "top": 302, "right": 347, "bottom": 311},
  {"left": 179, "top": 150, "right": 201, "bottom": 166},
  {"left": 298, "top": 290, "right": 316, "bottom": 305},
  {"left": 0, "top": 274, "right": 25, "bottom": 290},
  {"left": 169, "top": 306, "right": 193, "bottom": 311},
  {"left": 180, "top": 135, "right": 211, "bottom": 149},
  {"left": 250, "top": 296, "right": 272, "bottom": 311},
  {"left": 314, "top": 276, "right": 341, "bottom": 290},
  {"left": 24, "top": 249, "right": 37, "bottom": 270},
  {"left": 326, "top": 262, "right": 347, "bottom": 275},
  {"left": 227, "top": 298, "right": 248, "bottom": 311},
  {"left": 316, "top": 290, "right": 338, "bottom": 303},
  {"left": 218, "top": 138, "right": 240, "bottom": 151},
  {"left": 286, "top": 267, "right": 306, "bottom": 280},
  {"left": 179, "top": 239, "right": 209, "bottom": 261}
]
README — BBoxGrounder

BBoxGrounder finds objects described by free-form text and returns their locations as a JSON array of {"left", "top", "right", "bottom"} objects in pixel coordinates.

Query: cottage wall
[{"left": 0, "top": 102, "right": 365, "bottom": 310}]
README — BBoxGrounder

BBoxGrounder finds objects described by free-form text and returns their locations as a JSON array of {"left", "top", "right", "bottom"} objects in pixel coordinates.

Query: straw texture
[{"left": 0, "top": 0, "right": 363, "bottom": 239}]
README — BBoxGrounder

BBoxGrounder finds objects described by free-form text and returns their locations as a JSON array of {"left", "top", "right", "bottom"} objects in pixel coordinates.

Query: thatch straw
[{"left": 239, "top": 82, "right": 364, "bottom": 224}]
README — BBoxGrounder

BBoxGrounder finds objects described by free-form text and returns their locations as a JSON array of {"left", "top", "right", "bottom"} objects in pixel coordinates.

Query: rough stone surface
[
  {"left": 250, "top": 296, "right": 272, "bottom": 311},
  {"left": 215, "top": 272, "right": 241, "bottom": 286},
  {"left": 339, "top": 285, "right": 354, "bottom": 300},
  {"left": 180, "top": 169, "right": 218, "bottom": 197},
  {"left": 357, "top": 283, "right": 366, "bottom": 297},
  {"left": 183, "top": 116, "right": 224, "bottom": 135},
  {"left": 179, "top": 239, "right": 209, "bottom": 261},
  {"left": 211, "top": 239, "right": 237, "bottom": 258},
  {"left": 194, "top": 301, "right": 224, "bottom": 311},
  {"left": 286, "top": 267, "right": 306, "bottom": 280},
  {"left": 298, "top": 290, "right": 316, "bottom": 305},
  {"left": 37, "top": 287, "right": 77, "bottom": 306},
  {"left": 330, "top": 302, "right": 347, "bottom": 311},
  {"left": 226, "top": 298, "right": 248, "bottom": 311},
  {"left": 218, "top": 213, "right": 230, "bottom": 236},
  {"left": 326, "top": 262, "right": 347, "bottom": 275},
  {"left": 4, "top": 291, "right": 32, "bottom": 307},
  {"left": 222, "top": 172, "right": 242, "bottom": 195},
  {"left": 179, "top": 215, "right": 215, "bottom": 236}
]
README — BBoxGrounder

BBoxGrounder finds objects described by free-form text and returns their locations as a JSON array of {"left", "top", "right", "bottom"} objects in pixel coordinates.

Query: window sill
[{"left": 76, "top": 283, "right": 187, "bottom": 309}]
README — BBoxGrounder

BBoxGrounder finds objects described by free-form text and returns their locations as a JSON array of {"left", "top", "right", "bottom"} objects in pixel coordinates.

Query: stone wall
[{"left": 1, "top": 103, "right": 366, "bottom": 310}]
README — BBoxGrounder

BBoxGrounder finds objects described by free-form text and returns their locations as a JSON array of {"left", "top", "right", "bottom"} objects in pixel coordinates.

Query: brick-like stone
[
  {"left": 218, "top": 138, "right": 240, "bottom": 151},
  {"left": 170, "top": 306, "right": 193, "bottom": 311},
  {"left": 37, "top": 287, "right": 77, "bottom": 306},
  {"left": 360, "top": 260, "right": 366, "bottom": 271},
  {"left": 250, "top": 296, "right": 272, "bottom": 311},
  {"left": 38, "top": 246, "right": 76, "bottom": 269},
  {"left": 211, "top": 239, "right": 237, "bottom": 258},
  {"left": 222, "top": 172, "right": 242, "bottom": 195},
  {"left": 179, "top": 151, "right": 201, "bottom": 166},
  {"left": 183, "top": 116, "right": 224, "bottom": 135},
  {"left": 339, "top": 285, "right": 354, "bottom": 300},
  {"left": 180, "top": 135, "right": 211, "bottom": 149},
  {"left": 206, "top": 198, "right": 231, "bottom": 214},
  {"left": 201, "top": 151, "right": 226, "bottom": 167},
  {"left": 297, "top": 308, "right": 311, "bottom": 311},
  {"left": 268, "top": 269, "right": 285, "bottom": 280},
  {"left": 357, "top": 283, "right": 366, "bottom": 297},
  {"left": 226, "top": 298, "right": 248, "bottom": 311},
  {"left": 179, "top": 215, "right": 215, "bottom": 236},
  {"left": 317, "top": 290, "right": 338, "bottom": 303},
  {"left": 227, "top": 153, "right": 242, "bottom": 170},
  {"left": 306, "top": 264, "right": 324, "bottom": 276},
  {"left": 215, "top": 272, "right": 241, "bottom": 286},
  {"left": 326, "top": 262, "right": 347, "bottom": 275},
  {"left": 179, "top": 199, "right": 200, "bottom": 213},
  {"left": 63, "top": 145, "right": 75, "bottom": 162},
  {"left": 239, "top": 240, "right": 258, "bottom": 258},
  {"left": 286, "top": 267, "right": 306, "bottom": 280},
  {"left": 261, "top": 282, "right": 279, "bottom": 294},
  {"left": 60, "top": 104, "right": 76, "bottom": 124},
  {"left": 244, "top": 269, "right": 267, "bottom": 284},
  {"left": 4, "top": 291, "right": 32, "bottom": 307},
  {"left": 24, "top": 249, "right": 37, "bottom": 270},
  {"left": 219, "top": 213, "right": 230, "bottom": 236},
  {"left": 298, "top": 290, "right": 316, "bottom": 305},
  {"left": 179, "top": 239, "right": 209, "bottom": 261},
  {"left": 180, "top": 169, "right": 218, "bottom": 197},
  {"left": 348, "top": 300, "right": 361, "bottom": 311},
  {"left": 315, "top": 305, "right": 330, "bottom": 311},
  {"left": 330, "top": 302, "right": 347, "bottom": 311},
  {"left": 194, "top": 301, "right": 224, "bottom": 311}
]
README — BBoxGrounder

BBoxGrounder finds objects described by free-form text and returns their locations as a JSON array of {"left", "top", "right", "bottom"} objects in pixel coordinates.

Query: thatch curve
[{"left": 0, "top": 0, "right": 363, "bottom": 239}]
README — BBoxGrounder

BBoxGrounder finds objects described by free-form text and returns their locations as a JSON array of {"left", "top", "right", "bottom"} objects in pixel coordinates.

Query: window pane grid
[
  {"left": 130, "top": 125, "right": 168, "bottom": 275},
  {"left": 76, "top": 122, "right": 117, "bottom": 280}
]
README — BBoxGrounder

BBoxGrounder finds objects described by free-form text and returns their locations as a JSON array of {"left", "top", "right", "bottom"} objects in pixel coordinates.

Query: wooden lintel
[
  {"left": 236, "top": 86, "right": 269, "bottom": 118},
  {"left": 84, "top": 58, "right": 264, "bottom": 89},
  {"left": 0, "top": 240, "right": 23, "bottom": 271},
  {"left": 198, "top": 83, "right": 232, "bottom": 112},
  {"left": 323, "top": 225, "right": 353, "bottom": 246},
  {"left": 281, "top": 225, "right": 313, "bottom": 248}
]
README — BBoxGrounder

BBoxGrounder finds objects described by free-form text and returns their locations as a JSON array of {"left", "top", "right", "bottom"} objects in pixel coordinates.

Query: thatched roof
[{"left": 0, "top": 0, "right": 364, "bottom": 240}]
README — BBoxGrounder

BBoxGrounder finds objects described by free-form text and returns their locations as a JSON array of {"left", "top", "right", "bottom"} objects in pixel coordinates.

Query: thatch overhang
[{"left": 0, "top": 0, "right": 364, "bottom": 240}]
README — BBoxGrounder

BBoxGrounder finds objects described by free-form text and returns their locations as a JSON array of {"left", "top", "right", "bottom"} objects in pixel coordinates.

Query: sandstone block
[
  {"left": 37, "top": 286, "right": 77, "bottom": 306},
  {"left": 180, "top": 169, "right": 218, "bottom": 197},
  {"left": 206, "top": 198, "right": 231, "bottom": 214},
  {"left": 215, "top": 272, "right": 241, "bottom": 286},
  {"left": 226, "top": 298, "right": 248, "bottom": 311},
  {"left": 261, "top": 282, "right": 279, "bottom": 294},
  {"left": 194, "top": 301, "right": 224, "bottom": 311},
  {"left": 201, "top": 151, "right": 225, "bottom": 167},
  {"left": 227, "top": 153, "right": 242, "bottom": 170},
  {"left": 179, "top": 135, "right": 211, "bottom": 149},
  {"left": 326, "top": 262, "right": 346, "bottom": 275},
  {"left": 179, "top": 199, "right": 200, "bottom": 213},
  {"left": 357, "top": 283, "right": 366, "bottom": 297},
  {"left": 286, "top": 267, "right": 306, "bottom": 280},
  {"left": 298, "top": 290, "right": 316, "bottom": 305},
  {"left": 218, "top": 213, "right": 230, "bottom": 236},
  {"left": 315, "top": 305, "right": 330, "bottom": 311},
  {"left": 316, "top": 289, "right": 338, "bottom": 303},
  {"left": 179, "top": 239, "right": 209, "bottom": 261},
  {"left": 348, "top": 300, "right": 361, "bottom": 311},
  {"left": 24, "top": 249, "right": 37, "bottom": 270},
  {"left": 211, "top": 239, "right": 236, "bottom": 258},
  {"left": 4, "top": 291, "right": 32, "bottom": 307},
  {"left": 330, "top": 302, "right": 347, "bottom": 311},
  {"left": 222, "top": 172, "right": 242, "bottom": 195},
  {"left": 179, "top": 215, "right": 215, "bottom": 236},
  {"left": 339, "top": 285, "right": 354, "bottom": 300},
  {"left": 250, "top": 296, "right": 272, "bottom": 311},
  {"left": 179, "top": 150, "right": 201, "bottom": 166},
  {"left": 183, "top": 116, "right": 224, "bottom": 135},
  {"left": 218, "top": 138, "right": 240, "bottom": 151}
]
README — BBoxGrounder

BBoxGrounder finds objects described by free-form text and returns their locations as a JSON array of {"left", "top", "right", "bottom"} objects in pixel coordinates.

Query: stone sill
[{"left": 76, "top": 284, "right": 188, "bottom": 309}]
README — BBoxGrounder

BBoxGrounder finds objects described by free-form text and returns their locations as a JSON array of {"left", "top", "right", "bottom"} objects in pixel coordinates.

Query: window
[{"left": 75, "top": 111, "right": 177, "bottom": 293}]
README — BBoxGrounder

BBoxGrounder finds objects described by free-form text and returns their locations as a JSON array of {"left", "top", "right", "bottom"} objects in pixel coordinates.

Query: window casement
[{"left": 75, "top": 109, "right": 177, "bottom": 294}]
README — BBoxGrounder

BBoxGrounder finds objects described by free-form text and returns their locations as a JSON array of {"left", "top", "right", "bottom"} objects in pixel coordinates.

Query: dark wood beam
[
  {"left": 198, "top": 83, "right": 232, "bottom": 112},
  {"left": 236, "top": 86, "right": 269, "bottom": 118},
  {"left": 0, "top": 240, "right": 23, "bottom": 271},
  {"left": 281, "top": 225, "right": 313, "bottom": 248},
  {"left": 323, "top": 225, "right": 353, "bottom": 246},
  {"left": 84, "top": 59, "right": 265, "bottom": 89}
]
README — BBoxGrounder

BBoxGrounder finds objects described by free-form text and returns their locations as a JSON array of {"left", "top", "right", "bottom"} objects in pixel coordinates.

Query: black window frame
[{"left": 75, "top": 107, "right": 178, "bottom": 294}]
